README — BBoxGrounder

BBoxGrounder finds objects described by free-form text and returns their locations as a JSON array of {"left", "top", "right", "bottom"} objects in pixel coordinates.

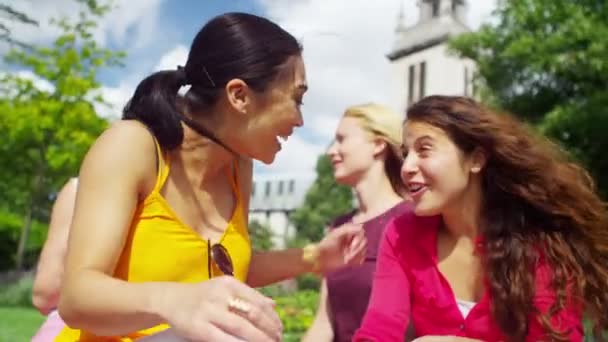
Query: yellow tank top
[{"left": 55, "top": 137, "right": 251, "bottom": 341}]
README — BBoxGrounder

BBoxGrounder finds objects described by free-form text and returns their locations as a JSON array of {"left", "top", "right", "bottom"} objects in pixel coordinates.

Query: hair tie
[{"left": 176, "top": 65, "right": 188, "bottom": 86}]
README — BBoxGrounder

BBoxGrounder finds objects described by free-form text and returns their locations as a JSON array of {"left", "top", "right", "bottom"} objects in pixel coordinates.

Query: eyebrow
[
  {"left": 403, "top": 135, "right": 434, "bottom": 148},
  {"left": 416, "top": 135, "right": 434, "bottom": 143}
]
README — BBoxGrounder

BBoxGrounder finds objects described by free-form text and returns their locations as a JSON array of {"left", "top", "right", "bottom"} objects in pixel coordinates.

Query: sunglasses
[{"left": 208, "top": 239, "right": 234, "bottom": 278}]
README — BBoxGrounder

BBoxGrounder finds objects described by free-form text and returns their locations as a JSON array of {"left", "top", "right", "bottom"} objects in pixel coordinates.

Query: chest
[
  {"left": 162, "top": 174, "right": 237, "bottom": 243},
  {"left": 436, "top": 235, "right": 485, "bottom": 302},
  {"left": 409, "top": 267, "right": 503, "bottom": 341}
]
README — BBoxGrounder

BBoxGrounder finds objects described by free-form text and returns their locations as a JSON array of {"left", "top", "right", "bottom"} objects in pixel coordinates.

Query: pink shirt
[{"left": 354, "top": 213, "right": 583, "bottom": 342}]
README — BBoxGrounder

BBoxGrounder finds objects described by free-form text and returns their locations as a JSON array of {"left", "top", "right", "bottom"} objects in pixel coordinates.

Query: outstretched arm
[
  {"left": 32, "top": 177, "right": 78, "bottom": 315},
  {"left": 236, "top": 158, "right": 366, "bottom": 287}
]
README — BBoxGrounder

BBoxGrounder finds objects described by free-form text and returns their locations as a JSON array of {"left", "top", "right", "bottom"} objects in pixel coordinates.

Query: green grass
[{"left": 0, "top": 306, "right": 46, "bottom": 342}]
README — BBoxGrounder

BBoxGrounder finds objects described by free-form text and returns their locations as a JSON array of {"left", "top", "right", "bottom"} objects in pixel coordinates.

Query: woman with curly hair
[{"left": 354, "top": 95, "right": 608, "bottom": 341}]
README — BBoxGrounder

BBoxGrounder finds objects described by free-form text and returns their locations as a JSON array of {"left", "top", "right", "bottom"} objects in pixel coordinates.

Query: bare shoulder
[{"left": 80, "top": 120, "right": 158, "bottom": 194}]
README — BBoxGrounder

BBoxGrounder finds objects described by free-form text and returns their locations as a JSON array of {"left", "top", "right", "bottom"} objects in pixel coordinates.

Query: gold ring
[{"left": 228, "top": 297, "right": 251, "bottom": 315}]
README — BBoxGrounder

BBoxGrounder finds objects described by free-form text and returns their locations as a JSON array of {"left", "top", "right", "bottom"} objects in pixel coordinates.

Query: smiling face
[
  {"left": 327, "top": 116, "right": 380, "bottom": 186},
  {"left": 400, "top": 121, "right": 482, "bottom": 216},
  {"left": 230, "top": 55, "right": 308, "bottom": 164}
]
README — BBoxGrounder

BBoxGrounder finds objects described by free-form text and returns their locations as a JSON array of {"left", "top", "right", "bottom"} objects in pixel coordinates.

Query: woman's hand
[
  {"left": 155, "top": 276, "right": 282, "bottom": 342},
  {"left": 316, "top": 222, "right": 367, "bottom": 274}
]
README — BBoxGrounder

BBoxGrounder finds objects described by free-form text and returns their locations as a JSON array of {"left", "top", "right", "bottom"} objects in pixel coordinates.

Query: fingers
[
  {"left": 222, "top": 277, "right": 283, "bottom": 335},
  {"left": 212, "top": 309, "right": 279, "bottom": 342},
  {"left": 343, "top": 225, "right": 367, "bottom": 264},
  {"left": 345, "top": 237, "right": 367, "bottom": 264},
  {"left": 224, "top": 276, "right": 276, "bottom": 307}
]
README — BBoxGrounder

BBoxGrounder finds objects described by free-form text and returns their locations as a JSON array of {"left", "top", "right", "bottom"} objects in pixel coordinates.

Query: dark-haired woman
[
  {"left": 355, "top": 96, "right": 608, "bottom": 341},
  {"left": 55, "top": 12, "right": 365, "bottom": 342}
]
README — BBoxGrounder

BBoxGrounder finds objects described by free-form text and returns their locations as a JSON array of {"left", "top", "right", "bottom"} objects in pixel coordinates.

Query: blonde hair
[{"left": 343, "top": 103, "right": 405, "bottom": 196}]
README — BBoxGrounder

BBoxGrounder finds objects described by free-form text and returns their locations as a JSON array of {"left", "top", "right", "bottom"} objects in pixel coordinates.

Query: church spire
[
  {"left": 395, "top": 0, "right": 406, "bottom": 32},
  {"left": 418, "top": 0, "right": 467, "bottom": 24}
]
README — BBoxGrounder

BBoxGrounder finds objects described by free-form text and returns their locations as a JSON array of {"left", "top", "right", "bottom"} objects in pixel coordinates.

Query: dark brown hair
[
  {"left": 123, "top": 12, "right": 302, "bottom": 149},
  {"left": 406, "top": 95, "right": 608, "bottom": 341}
]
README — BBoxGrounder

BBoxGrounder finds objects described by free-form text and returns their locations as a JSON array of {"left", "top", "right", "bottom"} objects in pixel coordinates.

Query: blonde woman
[{"left": 303, "top": 103, "right": 411, "bottom": 342}]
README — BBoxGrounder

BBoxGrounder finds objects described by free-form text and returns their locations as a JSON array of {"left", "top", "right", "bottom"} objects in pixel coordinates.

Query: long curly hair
[{"left": 406, "top": 96, "right": 608, "bottom": 341}]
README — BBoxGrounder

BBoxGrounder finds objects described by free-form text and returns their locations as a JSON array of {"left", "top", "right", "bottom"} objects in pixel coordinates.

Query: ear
[
  {"left": 225, "top": 79, "right": 251, "bottom": 114},
  {"left": 372, "top": 138, "right": 388, "bottom": 158},
  {"left": 469, "top": 147, "right": 487, "bottom": 174}
]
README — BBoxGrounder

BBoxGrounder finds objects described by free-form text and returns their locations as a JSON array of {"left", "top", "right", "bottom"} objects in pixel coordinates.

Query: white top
[{"left": 456, "top": 298, "right": 476, "bottom": 319}]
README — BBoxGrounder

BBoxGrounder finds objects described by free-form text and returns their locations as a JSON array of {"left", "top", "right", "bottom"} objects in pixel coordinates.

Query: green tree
[
  {"left": 249, "top": 220, "right": 274, "bottom": 251},
  {"left": 449, "top": 0, "right": 608, "bottom": 197},
  {"left": 0, "top": 0, "right": 125, "bottom": 270},
  {"left": 0, "top": 3, "right": 38, "bottom": 48},
  {"left": 290, "top": 155, "right": 354, "bottom": 245}
]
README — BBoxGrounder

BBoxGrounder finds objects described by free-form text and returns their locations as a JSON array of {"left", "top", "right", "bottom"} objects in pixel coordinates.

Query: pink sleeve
[
  {"left": 353, "top": 219, "right": 411, "bottom": 342},
  {"left": 526, "top": 262, "right": 583, "bottom": 341}
]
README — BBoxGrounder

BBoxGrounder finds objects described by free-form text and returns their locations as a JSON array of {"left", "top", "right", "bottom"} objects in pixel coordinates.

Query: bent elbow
[{"left": 31, "top": 286, "right": 58, "bottom": 315}]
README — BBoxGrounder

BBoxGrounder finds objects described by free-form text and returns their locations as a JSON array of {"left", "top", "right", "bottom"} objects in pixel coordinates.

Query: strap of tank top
[
  {"left": 150, "top": 134, "right": 170, "bottom": 194},
  {"left": 227, "top": 158, "right": 241, "bottom": 201}
]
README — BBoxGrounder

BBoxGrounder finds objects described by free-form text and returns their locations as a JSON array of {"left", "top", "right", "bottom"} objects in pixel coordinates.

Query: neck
[
  {"left": 173, "top": 123, "right": 235, "bottom": 185},
  {"left": 353, "top": 162, "right": 402, "bottom": 220},
  {"left": 441, "top": 181, "right": 483, "bottom": 240}
]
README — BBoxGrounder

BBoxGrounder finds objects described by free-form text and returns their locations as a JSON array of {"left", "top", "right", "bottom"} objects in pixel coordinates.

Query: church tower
[{"left": 389, "top": 0, "right": 475, "bottom": 113}]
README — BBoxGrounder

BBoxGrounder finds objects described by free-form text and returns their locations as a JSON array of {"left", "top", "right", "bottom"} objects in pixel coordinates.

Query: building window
[
  {"left": 419, "top": 61, "right": 426, "bottom": 98},
  {"left": 278, "top": 181, "right": 284, "bottom": 195},
  {"left": 407, "top": 61, "right": 427, "bottom": 106},
  {"left": 265, "top": 181, "right": 271, "bottom": 197},
  {"left": 432, "top": 0, "right": 440, "bottom": 17},
  {"left": 408, "top": 64, "right": 415, "bottom": 106},
  {"left": 288, "top": 180, "right": 295, "bottom": 194}
]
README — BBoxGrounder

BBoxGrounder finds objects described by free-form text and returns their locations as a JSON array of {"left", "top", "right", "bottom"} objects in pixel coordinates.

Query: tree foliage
[
  {"left": 0, "top": 0, "right": 125, "bottom": 269},
  {"left": 449, "top": 0, "right": 608, "bottom": 197},
  {"left": 249, "top": 220, "right": 274, "bottom": 251},
  {"left": 290, "top": 155, "right": 353, "bottom": 245}
]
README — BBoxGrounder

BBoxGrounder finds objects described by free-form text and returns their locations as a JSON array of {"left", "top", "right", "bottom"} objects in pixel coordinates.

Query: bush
[
  {"left": 274, "top": 290, "right": 319, "bottom": 341},
  {"left": 0, "top": 210, "right": 47, "bottom": 271},
  {"left": 0, "top": 273, "right": 34, "bottom": 307}
]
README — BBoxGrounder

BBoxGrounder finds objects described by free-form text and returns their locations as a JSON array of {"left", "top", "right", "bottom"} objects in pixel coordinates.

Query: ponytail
[{"left": 122, "top": 69, "right": 187, "bottom": 149}]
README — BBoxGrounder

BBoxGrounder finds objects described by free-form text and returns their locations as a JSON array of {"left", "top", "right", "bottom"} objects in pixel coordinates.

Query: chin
[
  {"left": 258, "top": 154, "right": 276, "bottom": 165},
  {"left": 412, "top": 203, "right": 442, "bottom": 217}
]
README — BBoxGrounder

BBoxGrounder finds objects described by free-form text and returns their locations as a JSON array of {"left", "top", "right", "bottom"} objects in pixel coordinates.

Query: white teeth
[
  {"left": 278, "top": 135, "right": 288, "bottom": 143},
  {"left": 409, "top": 184, "right": 423, "bottom": 192}
]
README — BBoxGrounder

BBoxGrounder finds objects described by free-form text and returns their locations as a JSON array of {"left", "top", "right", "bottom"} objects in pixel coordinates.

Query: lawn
[{"left": 0, "top": 306, "right": 45, "bottom": 341}]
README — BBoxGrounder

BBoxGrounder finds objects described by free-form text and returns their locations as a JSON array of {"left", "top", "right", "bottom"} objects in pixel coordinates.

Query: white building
[
  {"left": 390, "top": 0, "right": 475, "bottom": 113},
  {"left": 249, "top": 173, "right": 315, "bottom": 248}
]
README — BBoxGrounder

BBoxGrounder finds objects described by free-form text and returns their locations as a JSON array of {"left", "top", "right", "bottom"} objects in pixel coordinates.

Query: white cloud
[
  {"left": 256, "top": 0, "right": 498, "bottom": 176},
  {"left": 95, "top": 82, "right": 133, "bottom": 121},
  {"left": 95, "top": 45, "right": 190, "bottom": 120},
  {"left": 14, "top": 70, "right": 55, "bottom": 92},
  {"left": 256, "top": 133, "right": 325, "bottom": 175},
  {"left": 154, "top": 45, "right": 189, "bottom": 71},
  {"left": 2, "top": 0, "right": 163, "bottom": 50}
]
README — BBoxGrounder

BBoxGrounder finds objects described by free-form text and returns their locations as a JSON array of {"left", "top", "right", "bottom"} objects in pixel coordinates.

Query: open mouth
[
  {"left": 276, "top": 134, "right": 289, "bottom": 148},
  {"left": 408, "top": 183, "right": 427, "bottom": 198}
]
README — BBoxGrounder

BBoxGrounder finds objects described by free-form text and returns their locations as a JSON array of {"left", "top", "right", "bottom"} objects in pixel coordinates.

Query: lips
[
  {"left": 275, "top": 132, "right": 292, "bottom": 148},
  {"left": 407, "top": 182, "right": 428, "bottom": 198}
]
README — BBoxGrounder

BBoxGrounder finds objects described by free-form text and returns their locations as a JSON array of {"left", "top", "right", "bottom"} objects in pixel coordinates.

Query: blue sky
[{"left": 6, "top": 0, "right": 497, "bottom": 179}]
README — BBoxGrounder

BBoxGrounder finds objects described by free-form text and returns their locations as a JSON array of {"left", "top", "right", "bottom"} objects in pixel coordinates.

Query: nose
[
  {"left": 295, "top": 111, "right": 304, "bottom": 127},
  {"left": 400, "top": 153, "right": 418, "bottom": 183},
  {"left": 326, "top": 140, "right": 338, "bottom": 157}
]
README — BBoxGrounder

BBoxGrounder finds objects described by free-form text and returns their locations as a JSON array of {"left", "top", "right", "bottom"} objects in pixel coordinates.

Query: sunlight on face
[
  {"left": 244, "top": 56, "right": 308, "bottom": 164},
  {"left": 327, "top": 116, "right": 377, "bottom": 186},
  {"left": 400, "top": 121, "right": 472, "bottom": 216}
]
